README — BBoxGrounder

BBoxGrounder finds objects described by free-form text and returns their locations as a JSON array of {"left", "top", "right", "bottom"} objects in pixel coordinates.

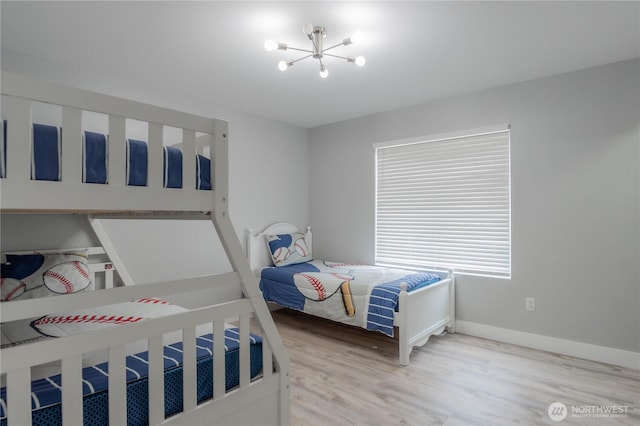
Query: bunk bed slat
[
  {"left": 108, "top": 115, "right": 126, "bottom": 187},
  {"left": 105, "top": 269, "right": 114, "bottom": 289},
  {"left": 182, "top": 326, "right": 197, "bottom": 413},
  {"left": 148, "top": 334, "right": 165, "bottom": 426},
  {"left": 262, "top": 338, "right": 273, "bottom": 380},
  {"left": 239, "top": 314, "right": 250, "bottom": 388},
  {"left": 5, "top": 368, "right": 31, "bottom": 426},
  {"left": 182, "top": 129, "right": 196, "bottom": 191},
  {"left": 108, "top": 344, "right": 127, "bottom": 425},
  {"left": 3, "top": 96, "right": 31, "bottom": 183},
  {"left": 61, "top": 355, "right": 83, "bottom": 426},
  {"left": 213, "top": 320, "right": 226, "bottom": 400},
  {"left": 148, "top": 122, "right": 163, "bottom": 188},
  {"left": 61, "top": 106, "right": 82, "bottom": 184}
]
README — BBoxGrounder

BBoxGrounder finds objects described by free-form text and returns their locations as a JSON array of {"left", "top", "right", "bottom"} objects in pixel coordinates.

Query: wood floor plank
[{"left": 269, "top": 308, "right": 640, "bottom": 426}]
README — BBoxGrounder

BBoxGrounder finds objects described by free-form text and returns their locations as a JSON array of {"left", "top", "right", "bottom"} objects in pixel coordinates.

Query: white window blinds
[{"left": 375, "top": 127, "right": 511, "bottom": 278}]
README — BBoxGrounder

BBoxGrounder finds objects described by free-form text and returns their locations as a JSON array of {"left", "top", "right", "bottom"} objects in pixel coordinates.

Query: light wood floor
[{"left": 269, "top": 308, "right": 640, "bottom": 426}]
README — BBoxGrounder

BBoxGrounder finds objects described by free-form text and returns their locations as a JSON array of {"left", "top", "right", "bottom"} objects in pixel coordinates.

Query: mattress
[
  {"left": 0, "top": 296, "right": 263, "bottom": 424},
  {"left": 260, "top": 260, "right": 441, "bottom": 337},
  {"left": 0, "top": 328, "right": 263, "bottom": 425}
]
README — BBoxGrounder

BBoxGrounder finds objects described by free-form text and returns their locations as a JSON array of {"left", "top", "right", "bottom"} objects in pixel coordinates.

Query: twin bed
[
  {"left": 247, "top": 223, "right": 456, "bottom": 366},
  {"left": 0, "top": 72, "right": 290, "bottom": 425}
]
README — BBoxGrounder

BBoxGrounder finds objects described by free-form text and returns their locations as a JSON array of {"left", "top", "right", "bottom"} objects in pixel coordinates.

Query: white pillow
[{"left": 30, "top": 298, "right": 187, "bottom": 338}]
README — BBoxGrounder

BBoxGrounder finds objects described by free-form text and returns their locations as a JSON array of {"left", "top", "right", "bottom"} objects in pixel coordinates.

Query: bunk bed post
[{"left": 210, "top": 119, "right": 291, "bottom": 425}]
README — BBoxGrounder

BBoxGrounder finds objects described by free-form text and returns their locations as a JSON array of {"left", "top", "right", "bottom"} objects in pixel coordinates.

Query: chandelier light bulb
[
  {"left": 278, "top": 60, "right": 288, "bottom": 71},
  {"left": 302, "top": 23, "right": 314, "bottom": 36},
  {"left": 350, "top": 31, "right": 364, "bottom": 44},
  {"left": 355, "top": 56, "right": 366, "bottom": 67},
  {"left": 319, "top": 66, "right": 329, "bottom": 79},
  {"left": 264, "top": 40, "right": 278, "bottom": 51}
]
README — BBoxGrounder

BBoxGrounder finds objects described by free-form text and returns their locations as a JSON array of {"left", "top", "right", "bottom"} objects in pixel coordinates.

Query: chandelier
[{"left": 264, "top": 23, "right": 365, "bottom": 78}]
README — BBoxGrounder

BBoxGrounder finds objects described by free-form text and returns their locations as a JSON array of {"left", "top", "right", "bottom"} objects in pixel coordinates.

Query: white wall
[
  {"left": 309, "top": 59, "right": 640, "bottom": 354},
  {"left": 1, "top": 50, "right": 309, "bottom": 306}
]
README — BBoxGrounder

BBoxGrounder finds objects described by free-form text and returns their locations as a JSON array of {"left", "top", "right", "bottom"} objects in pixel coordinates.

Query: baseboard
[{"left": 455, "top": 320, "right": 640, "bottom": 370}]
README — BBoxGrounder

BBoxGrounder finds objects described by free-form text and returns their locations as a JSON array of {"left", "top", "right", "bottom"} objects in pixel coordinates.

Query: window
[{"left": 375, "top": 125, "right": 511, "bottom": 278}]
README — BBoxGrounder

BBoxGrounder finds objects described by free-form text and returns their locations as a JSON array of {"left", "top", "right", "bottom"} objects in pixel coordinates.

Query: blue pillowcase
[
  {"left": 164, "top": 146, "right": 183, "bottom": 188},
  {"left": 84, "top": 131, "right": 108, "bottom": 184},
  {"left": 32, "top": 123, "right": 61, "bottom": 181},
  {"left": 127, "top": 139, "right": 148, "bottom": 186},
  {"left": 197, "top": 154, "right": 211, "bottom": 190}
]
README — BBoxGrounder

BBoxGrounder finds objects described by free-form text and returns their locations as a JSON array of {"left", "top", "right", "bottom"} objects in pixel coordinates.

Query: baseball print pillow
[
  {"left": 266, "top": 232, "right": 312, "bottom": 267},
  {"left": 1, "top": 250, "right": 93, "bottom": 301}
]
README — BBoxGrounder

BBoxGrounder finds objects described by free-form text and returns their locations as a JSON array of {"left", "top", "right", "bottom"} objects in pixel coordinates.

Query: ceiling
[{"left": 1, "top": 1, "right": 639, "bottom": 128}]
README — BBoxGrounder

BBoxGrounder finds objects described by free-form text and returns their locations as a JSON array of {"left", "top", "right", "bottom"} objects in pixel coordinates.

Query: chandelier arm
[
  {"left": 289, "top": 54, "right": 314, "bottom": 65},
  {"left": 321, "top": 42, "right": 346, "bottom": 52},
  {"left": 286, "top": 46, "right": 314, "bottom": 54},
  {"left": 322, "top": 52, "right": 353, "bottom": 61},
  {"left": 310, "top": 37, "right": 321, "bottom": 56}
]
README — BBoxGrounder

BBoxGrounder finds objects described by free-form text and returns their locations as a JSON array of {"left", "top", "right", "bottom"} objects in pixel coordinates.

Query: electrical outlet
[{"left": 526, "top": 297, "right": 535, "bottom": 311}]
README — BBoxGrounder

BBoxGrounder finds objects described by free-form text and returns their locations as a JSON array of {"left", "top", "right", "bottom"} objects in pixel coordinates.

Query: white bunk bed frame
[
  {"left": 0, "top": 72, "right": 291, "bottom": 425},
  {"left": 247, "top": 222, "right": 456, "bottom": 366}
]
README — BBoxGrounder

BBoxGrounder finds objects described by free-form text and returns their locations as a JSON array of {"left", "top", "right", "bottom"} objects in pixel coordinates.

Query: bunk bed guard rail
[{"left": 0, "top": 72, "right": 228, "bottom": 216}]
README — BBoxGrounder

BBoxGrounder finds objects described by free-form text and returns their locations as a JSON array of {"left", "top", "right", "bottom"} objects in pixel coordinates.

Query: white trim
[
  {"left": 456, "top": 320, "right": 640, "bottom": 370},
  {"left": 372, "top": 123, "right": 510, "bottom": 149}
]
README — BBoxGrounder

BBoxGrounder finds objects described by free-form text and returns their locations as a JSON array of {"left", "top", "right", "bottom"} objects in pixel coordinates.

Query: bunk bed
[
  {"left": 0, "top": 72, "right": 291, "bottom": 425},
  {"left": 247, "top": 223, "right": 456, "bottom": 366}
]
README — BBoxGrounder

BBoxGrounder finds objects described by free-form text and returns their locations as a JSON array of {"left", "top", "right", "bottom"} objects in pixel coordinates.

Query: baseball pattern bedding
[{"left": 260, "top": 260, "right": 441, "bottom": 337}]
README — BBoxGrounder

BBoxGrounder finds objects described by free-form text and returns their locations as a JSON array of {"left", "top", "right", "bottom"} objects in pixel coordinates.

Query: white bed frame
[
  {"left": 247, "top": 223, "right": 456, "bottom": 366},
  {"left": 0, "top": 72, "right": 290, "bottom": 425}
]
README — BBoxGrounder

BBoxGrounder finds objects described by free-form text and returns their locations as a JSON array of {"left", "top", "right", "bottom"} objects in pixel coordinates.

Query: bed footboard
[{"left": 397, "top": 271, "right": 455, "bottom": 366}]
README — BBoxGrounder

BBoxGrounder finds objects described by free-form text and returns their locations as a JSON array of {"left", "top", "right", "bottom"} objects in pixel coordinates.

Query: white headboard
[{"left": 246, "top": 223, "right": 312, "bottom": 274}]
